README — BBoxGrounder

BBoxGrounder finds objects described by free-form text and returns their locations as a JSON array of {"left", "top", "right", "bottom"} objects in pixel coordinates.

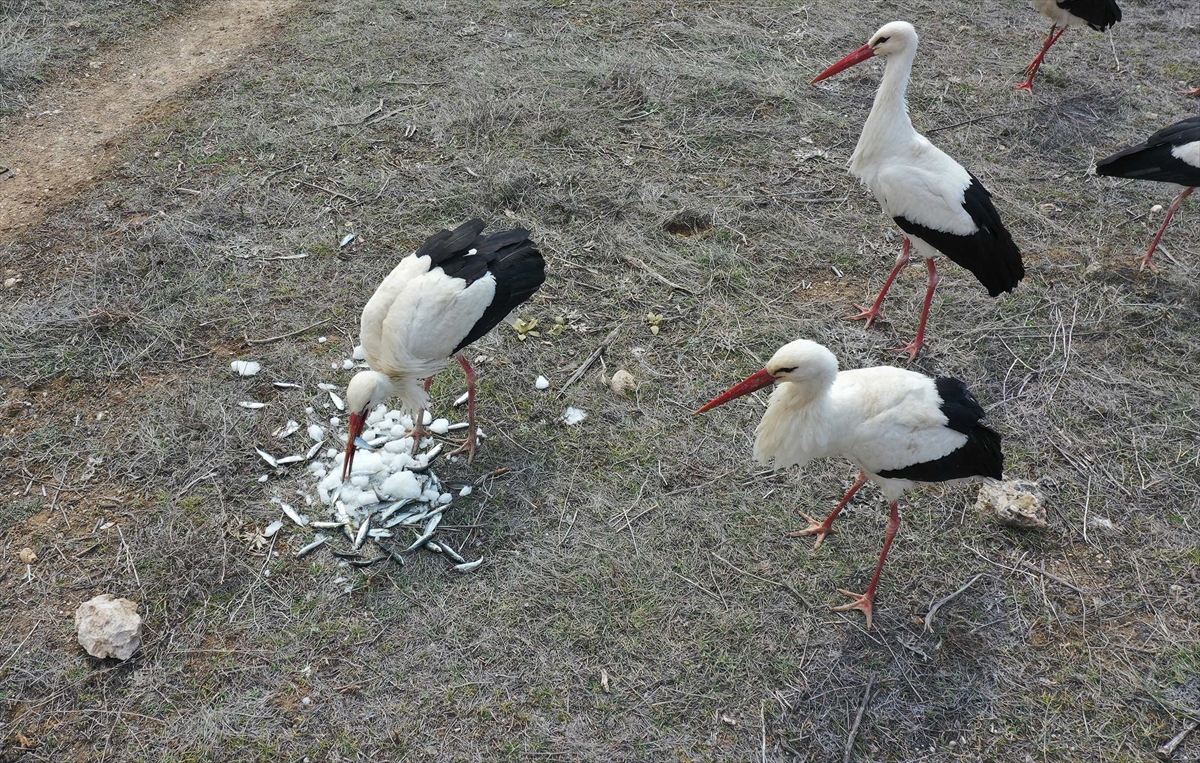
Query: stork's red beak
[
  {"left": 694, "top": 368, "right": 776, "bottom": 414},
  {"left": 341, "top": 411, "right": 366, "bottom": 482},
  {"left": 810, "top": 43, "right": 875, "bottom": 84}
]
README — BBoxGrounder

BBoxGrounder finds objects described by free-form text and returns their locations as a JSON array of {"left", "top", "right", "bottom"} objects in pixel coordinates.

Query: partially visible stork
[
  {"left": 1018, "top": 0, "right": 1122, "bottom": 92},
  {"left": 695, "top": 339, "right": 1004, "bottom": 629},
  {"left": 342, "top": 219, "right": 546, "bottom": 479},
  {"left": 811, "top": 21, "right": 1024, "bottom": 359},
  {"left": 1095, "top": 115, "right": 1200, "bottom": 269}
]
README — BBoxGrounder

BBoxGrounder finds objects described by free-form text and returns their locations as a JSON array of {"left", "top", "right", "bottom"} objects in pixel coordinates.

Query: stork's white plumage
[
  {"left": 342, "top": 219, "right": 546, "bottom": 479},
  {"left": 811, "top": 22, "right": 1024, "bottom": 359},
  {"left": 1019, "top": 0, "right": 1122, "bottom": 92},
  {"left": 1095, "top": 115, "right": 1200, "bottom": 269},
  {"left": 695, "top": 339, "right": 1004, "bottom": 628}
]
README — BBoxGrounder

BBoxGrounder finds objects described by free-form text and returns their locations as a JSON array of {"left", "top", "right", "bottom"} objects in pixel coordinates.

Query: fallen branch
[
  {"left": 843, "top": 675, "right": 875, "bottom": 763},
  {"left": 1157, "top": 720, "right": 1199, "bottom": 761},
  {"left": 924, "top": 573, "right": 990, "bottom": 631},
  {"left": 620, "top": 253, "right": 701, "bottom": 294},
  {"left": 246, "top": 317, "right": 331, "bottom": 345},
  {"left": 559, "top": 327, "right": 619, "bottom": 396}
]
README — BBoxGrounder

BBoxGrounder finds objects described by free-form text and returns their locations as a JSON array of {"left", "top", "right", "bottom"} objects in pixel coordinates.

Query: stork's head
[
  {"left": 342, "top": 370, "right": 393, "bottom": 481},
  {"left": 694, "top": 340, "right": 839, "bottom": 414},
  {"left": 810, "top": 21, "right": 918, "bottom": 83}
]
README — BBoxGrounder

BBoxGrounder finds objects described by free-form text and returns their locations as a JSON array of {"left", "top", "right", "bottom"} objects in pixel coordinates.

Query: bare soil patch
[{"left": 0, "top": 0, "right": 298, "bottom": 235}]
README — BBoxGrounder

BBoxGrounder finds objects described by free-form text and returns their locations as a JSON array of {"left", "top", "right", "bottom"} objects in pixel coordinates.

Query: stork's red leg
[
  {"left": 406, "top": 376, "right": 436, "bottom": 454},
  {"left": 831, "top": 500, "right": 901, "bottom": 630},
  {"left": 1140, "top": 187, "right": 1194, "bottom": 270},
  {"left": 1185, "top": 87, "right": 1200, "bottom": 97},
  {"left": 788, "top": 472, "right": 869, "bottom": 549},
  {"left": 892, "top": 257, "right": 939, "bottom": 360},
  {"left": 847, "top": 238, "right": 911, "bottom": 328},
  {"left": 1016, "top": 24, "right": 1065, "bottom": 93},
  {"left": 447, "top": 354, "right": 478, "bottom": 464}
]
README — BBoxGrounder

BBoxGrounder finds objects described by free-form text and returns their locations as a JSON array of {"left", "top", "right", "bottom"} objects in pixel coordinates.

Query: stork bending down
[{"left": 342, "top": 220, "right": 545, "bottom": 479}]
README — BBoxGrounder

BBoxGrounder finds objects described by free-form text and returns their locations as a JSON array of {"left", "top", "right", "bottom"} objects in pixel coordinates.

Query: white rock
[
  {"left": 230, "top": 360, "right": 261, "bottom": 377},
  {"left": 976, "top": 480, "right": 1047, "bottom": 529},
  {"left": 561, "top": 406, "right": 587, "bottom": 426},
  {"left": 535, "top": 375, "right": 550, "bottom": 390},
  {"left": 429, "top": 418, "right": 450, "bottom": 435},
  {"left": 75, "top": 594, "right": 143, "bottom": 660}
]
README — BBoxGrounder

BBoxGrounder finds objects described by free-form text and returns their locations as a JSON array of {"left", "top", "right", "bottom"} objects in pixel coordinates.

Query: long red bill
[
  {"left": 694, "top": 368, "right": 775, "bottom": 414},
  {"left": 341, "top": 412, "right": 366, "bottom": 482},
  {"left": 810, "top": 43, "right": 875, "bottom": 84}
]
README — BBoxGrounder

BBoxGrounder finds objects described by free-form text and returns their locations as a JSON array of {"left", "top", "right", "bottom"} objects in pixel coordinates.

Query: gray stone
[{"left": 75, "top": 594, "right": 143, "bottom": 660}]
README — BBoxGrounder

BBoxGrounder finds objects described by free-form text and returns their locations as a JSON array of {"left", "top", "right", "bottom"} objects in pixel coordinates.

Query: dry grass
[{"left": 2, "top": 0, "right": 1200, "bottom": 761}]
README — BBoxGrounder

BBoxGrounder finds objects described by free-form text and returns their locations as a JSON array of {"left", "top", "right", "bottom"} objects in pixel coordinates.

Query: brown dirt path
[{"left": 0, "top": 0, "right": 299, "bottom": 237}]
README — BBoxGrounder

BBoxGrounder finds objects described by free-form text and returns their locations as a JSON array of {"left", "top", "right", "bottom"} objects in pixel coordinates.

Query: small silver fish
[
  {"left": 273, "top": 382, "right": 303, "bottom": 390},
  {"left": 376, "top": 499, "right": 416, "bottom": 522},
  {"left": 273, "top": 420, "right": 302, "bottom": 438},
  {"left": 310, "top": 520, "right": 347, "bottom": 529},
  {"left": 453, "top": 392, "right": 470, "bottom": 407},
  {"left": 281, "top": 503, "right": 308, "bottom": 527},
  {"left": 402, "top": 514, "right": 442, "bottom": 553},
  {"left": 426, "top": 541, "right": 444, "bottom": 554},
  {"left": 348, "top": 555, "right": 387, "bottom": 567},
  {"left": 367, "top": 529, "right": 394, "bottom": 539},
  {"left": 353, "top": 436, "right": 377, "bottom": 451},
  {"left": 317, "top": 382, "right": 337, "bottom": 391},
  {"left": 330, "top": 391, "right": 345, "bottom": 411},
  {"left": 239, "top": 401, "right": 268, "bottom": 409},
  {"left": 446, "top": 422, "right": 469, "bottom": 431},
  {"left": 339, "top": 233, "right": 357, "bottom": 248},
  {"left": 354, "top": 516, "right": 371, "bottom": 549},
  {"left": 439, "top": 544, "right": 466, "bottom": 564},
  {"left": 295, "top": 535, "right": 328, "bottom": 557},
  {"left": 255, "top": 447, "right": 279, "bottom": 468},
  {"left": 306, "top": 441, "right": 325, "bottom": 460},
  {"left": 376, "top": 543, "right": 406, "bottom": 566},
  {"left": 275, "top": 454, "right": 306, "bottom": 465},
  {"left": 453, "top": 558, "right": 484, "bottom": 572}
]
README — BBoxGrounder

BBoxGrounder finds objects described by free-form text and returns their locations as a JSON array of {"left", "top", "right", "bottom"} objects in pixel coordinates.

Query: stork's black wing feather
[
  {"left": 1095, "top": 116, "right": 1200, "bottom": 187},
  {"left": 410, "top": 220, "right": 547, "bottom": 353},
  {"left": 893, "top": 174, "right": 1025, "bottom": 297},
  {"left": 1057, "top": 0, "right": 1121, "bottom": 30},
  {"left": 877, "top": 378, "right": 1004, "bottom": 482}
]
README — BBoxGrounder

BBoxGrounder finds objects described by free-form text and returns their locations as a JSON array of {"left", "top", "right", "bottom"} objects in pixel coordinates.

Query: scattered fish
[
  {"left": 281, "top": 503, "right": 308, "bottom": 527},
  {"left": 439, "top": 544, "right": 466, "bottom": 564},
  {"left": 354, "top": 436, "right": 377, "bottom": 451},
  {"left": 275, "top": 454, "right": 306, "bottom": 465},
  {"left": 296, "top": 535, "right": 328, "bottom": 557},
  {"left": 273, "top": 382, "right": 302, "bottom": 390},
  {"left": 317, "top": 383, "right": 337, "bottom": 391},
  {"left": 240, "top": 401, "right": 268, "bottom": 410},
  {"left": 453, "top": 392, "right": 469, "bottom": 407},
  {"left": 402, "top": 514, "right": 442, "bottom": 553},
  {"left": 274, "top": 420, "right": 302, "bottom": 438},
  {"left": 331, "top": 548, "right": 365, "bottom": 559},
  {"left": 311, "top": 520, "right": 347, "bottom": 529},
  {"left": 340, "top": 233, "right": 357, "bottom": 248},
  {"left": 255, "top": 447, "right": 279, "bottom": 468},
  {"left": 348, "top": 555, "right": 387, "bottom": 567},
  {"left": 453, "top": 558, "right": 484, "bottom": 572},
  {"left": 306, "top": 441, "right": 325, "bottom": 460},
  {"left": 446, "top": 422, "right": 469, "bottom": 431},
  {"left": 354, "top": 516, "right": 371, "bottom": 549},
  {"left": 330, "top": 391, "right": 345, "bottom": 411}
]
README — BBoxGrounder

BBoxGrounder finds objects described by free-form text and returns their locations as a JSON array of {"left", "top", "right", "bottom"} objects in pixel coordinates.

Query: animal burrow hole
[{"left": 664, "top": 209, "right": 713, "bottom": 237}]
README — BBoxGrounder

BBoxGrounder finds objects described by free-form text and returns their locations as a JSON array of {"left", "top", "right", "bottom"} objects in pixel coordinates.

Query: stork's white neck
[{"left": 850, "top": 47, "right": 917, "bottom": 176}]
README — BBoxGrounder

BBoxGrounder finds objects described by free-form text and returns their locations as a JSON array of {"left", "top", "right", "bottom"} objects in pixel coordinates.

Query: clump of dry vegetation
[{"left": 1, "top": 0, "right": 1198, "bottom": 761}]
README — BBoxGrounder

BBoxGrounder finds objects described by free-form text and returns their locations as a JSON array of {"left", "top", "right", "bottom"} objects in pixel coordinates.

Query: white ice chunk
[
  {"left": 347, "top": 451, "right": 384, "bottom": 475},
  {"left": 308, "top": 424, "right": 325, "bottom": 442},
  {"left": 380, "top": 471, "right": 422, "bottom": 500},
  {"left": 330, "top": 416, "right": 341, "bottom": 427},
  {"left": 459, "top": 485, "right": 473, "bottom": 497},
  {"left": 422, "top": 411, "right": 432, "bottom": 426},
  {"left": 305, "top": 406, "right": 315, "bottom": 414},
  {"left": 535, "top": 375, "right": 549, "bottom": 390},
  {"left": 561, "top": 407, "right": 587, "bottom": 426},
  {"left": 422, "top": 487, "right": 440, "bottom": 503},
  {"left": 352, "top": 345, "right": 366, "bottom": 360},
  {"left": 318, "top": 336, "right": 328, "bottom": 343},
  {"left": 257, "top": 474, "right": 269, "bottom": 483},
  {"left": 231, "top": 360, "right": 261, "bottom": 377},
  {"left": 438, "top": 493, "right": 453, "bottom": 504},
  {"left": 428, "top": 418, "right": 450, "bottom": 435},
  {"left": 389, "top": 425, "right": 409, "bottom": 439},
  {"left": 263, "top": 519, "right": 283, "bottom": 538},
  {"left": 342, "top": 359, "right": 354, "bottom": 370},
  {"left": 366, "top": 407, "right": 386, "bottom": 426},
  {"left": 318, "top": 383, "right": 337, "bottom": 391},
  {"left": 383, "top": 437, "right": 414, "bottom": 454}
]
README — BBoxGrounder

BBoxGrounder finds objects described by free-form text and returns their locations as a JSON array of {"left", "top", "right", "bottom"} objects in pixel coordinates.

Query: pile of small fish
[{"left": 245, "top": 364, "right": 483, "bottom": 576}]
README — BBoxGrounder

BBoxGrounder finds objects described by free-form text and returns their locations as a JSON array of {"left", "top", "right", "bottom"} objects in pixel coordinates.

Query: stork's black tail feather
[{"left": 1095, "top": 116, "right": 1200, "bottom": 186}]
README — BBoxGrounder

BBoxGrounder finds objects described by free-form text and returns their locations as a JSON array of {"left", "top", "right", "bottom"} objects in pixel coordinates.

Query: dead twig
[
  {"left": 295, "top": 180, "right": 359, "bottom": 204},
  {"left": 245, "top": 318, "right": 331, "bottom": 345},
  {"left": 620, "top": 253, "right": 701, "bottom": 295},
  {"left": 1157, "top": 720, "right": 1199, "bottom": 761},
  {"left": 559, "top": 327, "right": 619, "bottom": 396},
  {"left": 924, "top": 573, "right": 990, "bottom": 631},
  {"left": 260, "top": 162, "right": 303, "bottom": 184},
  {"left": 843, "top": 675, "right": 875, "bottom": 763}
]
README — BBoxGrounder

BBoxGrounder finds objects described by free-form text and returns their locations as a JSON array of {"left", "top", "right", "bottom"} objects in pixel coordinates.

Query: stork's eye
[
  {"left": 775, "top": 366, "right": 797, "bottom": 374},
  {"left": 874, "top": 36, "right": 889, "bottom": 45}
]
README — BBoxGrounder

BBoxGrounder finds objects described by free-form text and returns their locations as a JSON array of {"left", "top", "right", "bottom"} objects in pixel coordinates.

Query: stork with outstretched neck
[{"left": 811, "top": 21, "right": 1024, "bottom": 359}]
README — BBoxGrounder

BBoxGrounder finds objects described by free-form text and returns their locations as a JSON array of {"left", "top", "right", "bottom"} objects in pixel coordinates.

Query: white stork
[
  {"left": 695, "top": 339, "right": 1004, "bottom": 629},
  {"left": 342, "top": 219, "right": 546, "bottom": 479},
  {"left": 811, "top": 21, "right": 1024, "bottom": 359},
  {"left": 1095, "top": 115, "right": 1200, "bottom": 269},
  {"left": 1018, "top": 0, "right": 1122, "bottom": 93}
]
